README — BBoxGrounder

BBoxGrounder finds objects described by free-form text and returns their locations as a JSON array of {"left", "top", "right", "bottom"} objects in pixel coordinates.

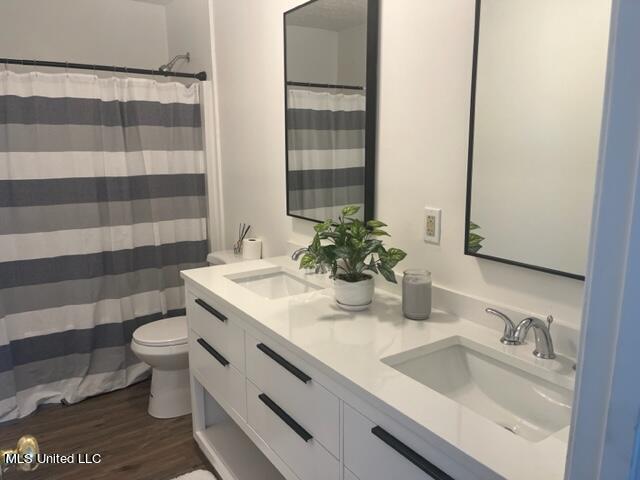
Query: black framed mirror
[
  {"left": 284, "top": 0, "right": 379, "bottom": 223},
  {"left": 465, "top": 0, "right": 611, "bottom": 280}
]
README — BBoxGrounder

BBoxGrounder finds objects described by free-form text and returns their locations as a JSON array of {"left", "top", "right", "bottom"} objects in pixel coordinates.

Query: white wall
[
  {"left": 165, "top": 0, "right": 213, "bottom": 76},
  {"left": 286, "top": 25, "right": 339, "bottom": 84},
  {"left": 337, "top": 23, "right": 367, "bottom": 85},
  {"left": 286, "top": 23, "right": 367, "bottom": 86},
  {"left": 0, "top": 0, "right": 213, "bottom": 79},
  {"left": 0, "top": 0, "right": 169, "bottom": 71},
  {"left": 211, "top": 0, "right": 295, "bottom": 261},
  {"left": 211, "top": 0, "right": 598, "bottom": 328},
  {"left": 471, "top": 0, "right": 610, "bottom": 276}
]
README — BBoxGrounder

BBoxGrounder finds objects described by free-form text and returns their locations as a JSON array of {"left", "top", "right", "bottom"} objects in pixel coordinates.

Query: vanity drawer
[
  {"left": 187, "top": 291, "right": 245, "bottom": 371},
  {"left": 246, "top": 381, "right": 339, "bottom": 480},
  {"left": 245, "top": 332, "right": 340, "bottom": 457},
  {"left": 189, "top": 330, "right": 246, "bottom": 420},
  {"left": 344, "top": 404, "right": 454, "bottom": 480}
]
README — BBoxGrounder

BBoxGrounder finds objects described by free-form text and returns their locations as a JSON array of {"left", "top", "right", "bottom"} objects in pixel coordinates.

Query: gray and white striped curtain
[
  {"left": 0, "top": 71, "right": 208, "bottom": 422},
  {"left": 287, "top": 89, "right": 365, "bottom": 221}
]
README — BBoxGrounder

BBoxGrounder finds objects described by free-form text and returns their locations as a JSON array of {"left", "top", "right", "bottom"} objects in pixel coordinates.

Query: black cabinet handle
[
  {"left": 197, "top": 338, "right": 229, "bottom": 367},
  {"left": 257, "top": 343, "right": 311, "bottom": 384},
  {"left": 371, "top": 426, "right": 454, "bottom": 480},
  {"left": 195, "top": 298, "right": 227, "bottom": 322},
  {"left": 258, "top": 393, "right": 313, "bottom": 442}
]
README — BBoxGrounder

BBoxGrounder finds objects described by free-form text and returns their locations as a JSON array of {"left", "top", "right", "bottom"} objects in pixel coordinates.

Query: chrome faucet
[
  {"left": 485, "top": 308, "right": 521, "bottom": 345},
  {"left": 514, "top": 316, "right": 556, "bottom": 359},
  {"left": 485, "top": 308, "right": 556, "bottom": 359},
  {"left": 291, "top": 248, "right": 307, "bottom": 261},
  {"left": 291, "top": 248, "right": 327, "bottom": 273}
]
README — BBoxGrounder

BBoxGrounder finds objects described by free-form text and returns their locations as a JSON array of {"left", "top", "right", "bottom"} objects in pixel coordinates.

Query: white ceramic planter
[{"left": 334, "top": 276, "right": 374, "bottom": 310}]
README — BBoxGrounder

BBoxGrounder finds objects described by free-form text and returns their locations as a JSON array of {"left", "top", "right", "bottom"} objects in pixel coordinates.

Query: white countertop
[{"left": 181, "top": 257, "right": 575, "bottom": 480}]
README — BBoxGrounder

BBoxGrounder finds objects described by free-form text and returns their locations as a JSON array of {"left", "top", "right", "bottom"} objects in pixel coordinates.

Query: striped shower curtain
[
  {"left": 0, "top": 71, "right": 208, "bottom": 422},
  {"left": 287, "top": 88, "right": 366, "bottom": 221}
]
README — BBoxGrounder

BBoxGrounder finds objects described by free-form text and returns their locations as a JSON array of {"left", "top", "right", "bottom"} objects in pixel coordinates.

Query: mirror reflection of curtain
[{"left": 287, "top": 88, "right": 365, "bottom": 221}]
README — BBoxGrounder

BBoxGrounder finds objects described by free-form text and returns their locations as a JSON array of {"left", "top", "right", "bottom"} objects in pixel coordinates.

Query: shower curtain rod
[
  {"left": 0, "top": 57, "right": 207, "bottom": 81},
  {"left": 286, "top": 80, "right": 364, "bottom": 91}
]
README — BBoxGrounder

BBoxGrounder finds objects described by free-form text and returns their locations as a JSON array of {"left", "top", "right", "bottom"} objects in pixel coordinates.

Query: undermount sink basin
[
  {"left": 382, "top": 337, "right": 572, "bottom": 442},
  {"left": 227, "top": 267, "right": 323, "bottom": 300}
]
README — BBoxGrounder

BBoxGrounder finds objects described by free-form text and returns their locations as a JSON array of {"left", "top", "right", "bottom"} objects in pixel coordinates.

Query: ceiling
[{"left": 286, "top": 0, "right": 367, "bottom": 32}]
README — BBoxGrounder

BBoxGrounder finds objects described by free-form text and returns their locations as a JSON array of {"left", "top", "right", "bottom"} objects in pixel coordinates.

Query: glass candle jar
[{"left": 402, "top": 269, "right": 432, "bottom": 320}]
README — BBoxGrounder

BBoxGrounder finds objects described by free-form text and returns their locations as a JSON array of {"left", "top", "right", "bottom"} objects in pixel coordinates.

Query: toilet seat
[{"left": 133, "top": 316, "right": 187, "bottom": 347}]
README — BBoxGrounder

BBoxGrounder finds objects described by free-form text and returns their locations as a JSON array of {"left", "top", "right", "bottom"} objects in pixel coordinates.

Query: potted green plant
[{"left": 298, "top": 205, "right": 407, "bottom": 310}]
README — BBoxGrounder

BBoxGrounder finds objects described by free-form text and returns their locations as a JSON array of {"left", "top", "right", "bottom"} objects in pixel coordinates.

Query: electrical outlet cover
[{"left": 424, "top": 207, "right": 441, "bottom": 245}]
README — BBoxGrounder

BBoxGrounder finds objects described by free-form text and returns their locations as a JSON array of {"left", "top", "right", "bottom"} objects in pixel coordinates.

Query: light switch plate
[{"left": 424, "top": 207, "right": 441, "bottom": 244}]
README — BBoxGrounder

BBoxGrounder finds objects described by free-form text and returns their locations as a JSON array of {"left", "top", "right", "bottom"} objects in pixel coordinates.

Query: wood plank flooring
[{"left": 0, "top": 381, "right": 216, "bottom": 480}]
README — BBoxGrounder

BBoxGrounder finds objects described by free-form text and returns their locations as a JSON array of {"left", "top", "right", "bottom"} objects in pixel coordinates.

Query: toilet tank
[{"left": 207, "top": 250, "right": 246, "bottom": 266}]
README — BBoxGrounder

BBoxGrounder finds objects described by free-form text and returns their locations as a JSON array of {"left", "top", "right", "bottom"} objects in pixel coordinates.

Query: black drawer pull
[
  {"left": 371, "top": 426, "right": 454, "bottom": 480},
  {"left": 197, "top": 338, "right": 229, "bottom": 367},
  {"left": 258, "top": 393, "right": 313, "bottom": 442},
  {"left": 257, "top": 343, "right": 312, "bottom": 384},
  {"left": 195, "top": 298, "right": 227, "bottom": 322}
]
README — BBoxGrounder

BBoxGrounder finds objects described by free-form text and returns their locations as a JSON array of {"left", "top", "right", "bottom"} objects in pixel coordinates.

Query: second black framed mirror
[{"left": 464, "top": 0, "right": 611, "bottom": 280}]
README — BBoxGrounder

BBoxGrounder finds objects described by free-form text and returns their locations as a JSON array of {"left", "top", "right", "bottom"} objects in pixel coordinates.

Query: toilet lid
[{"left": 133, "top": 316, "right": 188, "bottom": 347}]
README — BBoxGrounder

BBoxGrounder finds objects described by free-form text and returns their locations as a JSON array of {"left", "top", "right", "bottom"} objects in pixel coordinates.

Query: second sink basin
[
  {"left": 227, "top": 267, "right": 323, "bottom": 299},
  {"left": 382, "top": 337, "right": 573, "bottom": 442}
]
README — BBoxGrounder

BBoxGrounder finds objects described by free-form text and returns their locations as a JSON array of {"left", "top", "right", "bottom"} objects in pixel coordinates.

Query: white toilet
[
  {"left": 131, "top": 315, "right": 190, "bottom": 419},
  {"left": 131, "top": 251, "right": 243, "bottom": 419}
]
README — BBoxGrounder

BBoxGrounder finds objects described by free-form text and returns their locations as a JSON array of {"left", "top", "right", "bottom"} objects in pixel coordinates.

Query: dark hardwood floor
[{"left": 0, "top": 381, "right": 216, "bottom": 480}]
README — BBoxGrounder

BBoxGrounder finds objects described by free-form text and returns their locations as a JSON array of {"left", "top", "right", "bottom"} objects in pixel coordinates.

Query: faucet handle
[{"left": 485, "top": 308, "right": 521, "bottom": 345}]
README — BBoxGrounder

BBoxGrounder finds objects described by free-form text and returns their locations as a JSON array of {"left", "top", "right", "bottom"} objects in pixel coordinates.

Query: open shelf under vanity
[{"left": 191, "top": 375, "right": 286, "bottom": 480}]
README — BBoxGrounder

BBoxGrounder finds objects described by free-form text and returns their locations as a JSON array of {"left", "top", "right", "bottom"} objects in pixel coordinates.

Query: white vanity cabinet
[
  {"left": 189, "top": 332, "right": 247, "bottom": 421},
  {"left": 188, "top": 290, "right": 248, "bottom": 422},
  {"left": 245, "top": 331, "right": 340, "bottom": 480},
  {"left": 188, "top": 292, "right": 245, "bottom": 371},
  {"left": 344, "top": 404, "right": 450, "bottom": 480},
  {"left": 185, "top": 286, "right": 460, "bottom": 480},
  {"left": 245, "top": 331, "right": 341, "bottom": 457},
  {"left": 246, "top": 381, "right": 340, "bottom": 480}
]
